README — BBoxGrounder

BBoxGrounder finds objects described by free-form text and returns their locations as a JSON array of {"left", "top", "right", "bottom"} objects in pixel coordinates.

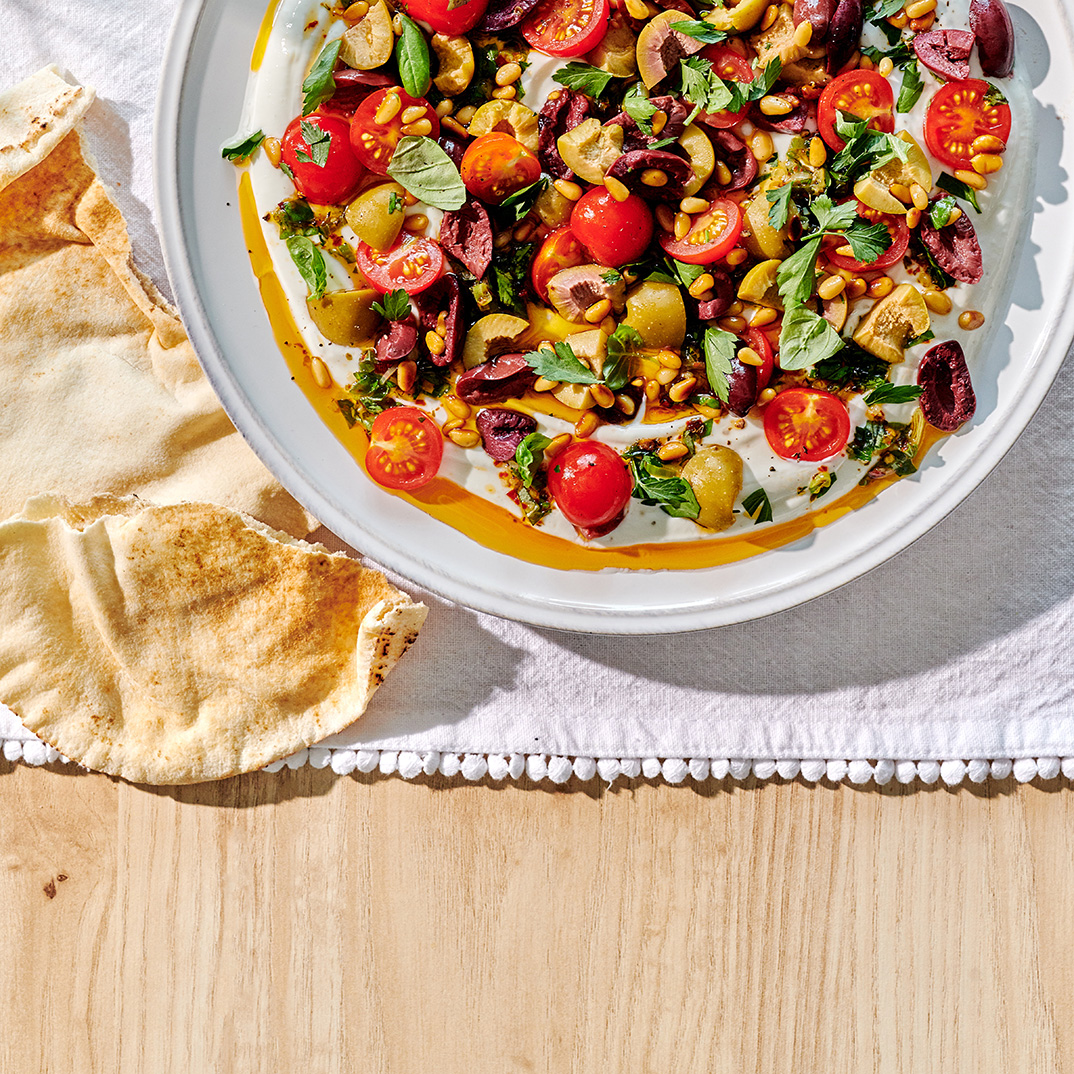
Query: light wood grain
[{"left": 0, "top": 763, "right": 1071, "bottom": 1073}]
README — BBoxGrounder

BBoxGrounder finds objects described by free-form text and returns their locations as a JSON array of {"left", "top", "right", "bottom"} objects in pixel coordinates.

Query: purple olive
[
  {"left": 826, "top": 0, "right": 864, "bottom": 75},
  {"left": 918, "top": 341, "right": 976, "bottom": 430},
  {"left": 373, "top": 318, "right": 418, "bottom": 370},
  {"left": 475, "top": 408, "right": 538, "bottom": 461},
  {"left": 970, "top": 0, "right": 1015, "bottom": 77},
  {"left": 456, "top": 353, "right": 537, "bottom": 405},
  {"left": 913, "top": 29, "right": 975, "bottom": 81},
  {"left": 793, "top": 0, "right": 839, "bottom": 42},
  {"left": 698, "top": 130, "right": 758, "bottom": 193},
  {"left": 439, "top": 200, "right": 493, "bottom": 280},
  {"left": 726, "top": 356, "right": 759, "bottom": 417},
  {"left": 605, "top": 150, "right": 694, "bottom": 202},
  {"left": 695, "top": 270, "right": 734, "bottom": 321},
  {"left": 414, "top": 274, "right": 464, "bottom": 367},
  {"left": 918, "top": 205, "right": 983, "bottom": 284},
  {"left": 477, "top": 0, "right": 542, "bottom": 32}
]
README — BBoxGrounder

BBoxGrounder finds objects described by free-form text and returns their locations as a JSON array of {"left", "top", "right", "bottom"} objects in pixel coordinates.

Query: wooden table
[{"left": 1, "top": 762, "right": 1071, "bottom": 1072}]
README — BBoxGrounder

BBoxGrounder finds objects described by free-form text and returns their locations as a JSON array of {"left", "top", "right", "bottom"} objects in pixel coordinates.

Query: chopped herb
[
  {"left": 285, "top": 235, "right": 327, "bottom": 298},
  {"left": 221, "top": 129, "right": 264, "bottom": 162},
  {"left": 905, "top": 328, "right": 935, "bottom": 347},
  {"left": 295, "top": 119, "right": 331, "bottom": 167},
  {"left": 267, "top": 197, "right": 322, "bottom": 239},
  {"left": 624, "top": 447, "right": 701, "bottom": 520},
  {"left": 848, "top": 421, "right": 886, "bottom": 462},
  {"left": 622, "top": 82, "right": 658, "bottom": 133},
  {"left": 864, "top": 382, "right": 924, "bottom": 405},
  {"left": 679, "top": 56, "right": 739, "bottom": 117},
  {"left": 553, "top": 61, "right": 617, "bottom": 98},
  {"left": 301, "top": 38, "right": 341, "bottom": 116},
  {"left": 387, "top": 191, "right": 404, "bottom": 215},
  {"left": 747, "top": 58, "right": 783, "bottom": 101},
  {"left": 703, "top": 326, "right": 737, "bottom": 404},
  {"left": 882, "top": 449, "right": 918, "bottom": 476},
  {"left": 453, "top": 43, "right": 497, "bottom": 110},
  {"left": 490, "top": 241, "right": 536, "bottom": 315},
  {"left": 937, "top": 172, "right": 982, "bottom": 213},
  {"left": 496, "top": 178, "right": 548, "bottom": 222},
  {"left": 897, "top": 58, "right": 924, "bottom": 113},
  {"left": 669, "top": 258, "right": 708, "bottom": 288},
  {"left": 909, "top": 233, "right": 956, "bottom": 289},
  {"left": 928, "top": 195, "right": 959, "bottom": 228},
  {"left": 604, "top": 325, "right": 643, "bottom": 391},
  {"left": 983, "top": 82, "right": 1009, "bottom": 107},
  {"left": 601, "top": 269, "right": 623, "bottom": 286},
  {"left": 870, "top": 0, "right": 908, "bottom": 18},
  {"left": 336, "top": 397, "right": 360, "bottom": 428},
  {"left": 279, "top": 160, "right": 296, "bottom": 183},
  {"left": 741, "top": 487, "right": 773, "bottom": 523},
  {"left": 371, "top": 288, "right": 411, "bottom": 321},
  {"left": 860, "top": 41, "right": 913, "bottom": 65},
  {"left": 515, "top": 433, "right": 553, "bottom": 489},
  {"left": 523, "top": 341, "right": 601, "bottom": 384},
  {"left": 814, "top": 342, "right": 889, "bottom": 390},
  {"left": 669, "top": 19, "right": 727, "bottom": 43},
  {"left": 766, "top": 184, "right": 794, "bottom": 231},
  {"left": 681, "top": 418, "right": 712, "bottom": 457},
  {"left": 648, "top": 136, "right": 678, "bottom": 149},
  {"left": 343, "top": 357, "right": 396, "bottom": 429},
  {"left": 386, "top": 136, "right": 467, "bottom": 210},
  {"left": 803, "top": 471, "right": 837, "bottom": 500},
  {"left": 395, "top": 13, "right": 432, "bottom": 98},
  {"left": 778, "top": 306, "right": 845, "bottom": 371}
]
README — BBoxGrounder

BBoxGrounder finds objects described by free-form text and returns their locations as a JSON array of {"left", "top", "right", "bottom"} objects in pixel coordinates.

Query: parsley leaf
[
  {"left": 848, "top": 421, "right": 886, "bottom": 462},
  {"left": 747, "top": 58, "right": 783, "bottom": 101},
  {"left": 387, "top": 191, "right": 405, "bottom": 215},
  {"left": 301, "top": 39, "right": 341, "bottom": 116},
  {"left": 285, "top": 235, "right": 327, "bottom": 298},
  {"left": 622, "top": 82, "right": 658, "bottom": 133},
  {"left": 395, "top": 13, "right": 432, "bottom": 99},
  {"left": 842, "top": 220, "right": 893, "bottom": 264},
  {"left": 295, "top": 120, "right": 331, "bottom": 167},
  {"left": 897, "top": 58, "right": 924, "bottom": 113},
  {"left": 624, "top": 447, "right": 701, "bottom": 519},
  {"left": 776, "top": 235, "right": 823, "bottom": 308},
  {"left": 808, "top": 194, "right": 860, "bottom": 233},
  {"left": 221, "top": 130, "right": 264, "bottom": 162},
  {"left": 668, "top": 258, "right": 708, "bottom": 288},
  {"left": 523, "top": 341, "right": 601, "bottom": 384},
  {"left": 679, "top": 57, "right": 742, "bottom": 117},
  {"left": 766, "top": 184, "right": 794, "bottom": 231},
  {"left": 864, "top": 382, "right": 924, "bottom": 405},
  {"left": 983, "top": 82, "right": 1009, "bottom": 107},
  {"left": 703, "top": 326, "right": 737, "bottom": 404},
  {"left": 777, "top": 306, "right": 845, "bottom": 371},
  {"left": 604, "top": 325, "right": 643, "bottom": 392},
  {"left": 741, "top": 487, "right": 773, "bottom": 524},
  {"left": 371, "top": 288, "right": 411, "bottom": 321},
  {"left": 553, "top": 61, "right": 617, "bottom": 98},
  {"left": 669, "top": 19, "right": 727, "bottom": 43},
  {"left": 515, "top": 433, "right": 552, "bottom": 488},
  {"left": 937, "top": 172, "right": 982, "bottom": 213},
  {"left": 490, "top": 241, "right": 536, "bottom": 315}
]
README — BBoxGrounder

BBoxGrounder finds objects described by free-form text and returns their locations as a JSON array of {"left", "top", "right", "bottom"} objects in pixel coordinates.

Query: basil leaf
[
  {"left": 741, "top": 487, "right": 773, "bottom": 524},
  {"left": 386, "top": 136, "right": 467, "bottom": 210},
  {"left": 624, "top": 448, "right": 701, "bottom": 520},
  {"left": 906, "top": 328, "right": 935, "bottom": 347},
  {"left": 864, "top": 382, "right": 924, "bottom": 405},
  {"left": 395, "top": 13, "right": 432, "bottom": 99},
  {"left": 776, "top": 235, "right": 822, "bottom": 309},
  {"left": 670, "top": 19, "right": 727, "bottom": 43},
  {"left": 221, "top": 129, "right": 264, "bottom": 162},
  {"left": 896, "top": 58, "right": 924, "bottom": 113},
  {"left": 302, "top": 38, "right": 341, "bottom": 116},
  {"left": 523, "top": 341, "right": 601, "bottom": 384},
  {"left": 937, "top": 172, "right": 982, "bottom": 212},
  {"left": 372, "top": 288, "right": 411, "bottom": 321},
  {"left": 703, "top": 326, "right": 737, "bottom": 404},
  {"left": 497, "top": 178, "right": 548, "bottom": 222},
  {"left": 286, "top": 235, "right": 327, "bottom": 299},
  {"left": 778, "top": 306, "right": 845, "bottom": 371},
  {"left": 553, "top": 61, "right": 616, "bottom": 98},
  {"left": 604, "top": 325, "right": 643, "bottom": 392},
  {"left": 515, "top": 433, "right": 552, "bottom": 488},
  {"left": 804, "top": 471, "right": 837, "bottom": 500}
]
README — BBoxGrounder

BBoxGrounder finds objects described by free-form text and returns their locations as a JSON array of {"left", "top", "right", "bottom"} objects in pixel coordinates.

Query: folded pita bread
[
  {"left": 0, "top": 496, "right": 427, "bottom": 784},
  {"left": 0, "top": 66, "right": 312, "bottom": 536}
]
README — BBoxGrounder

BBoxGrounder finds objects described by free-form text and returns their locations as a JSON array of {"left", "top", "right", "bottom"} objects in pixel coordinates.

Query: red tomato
[
  {"left": 521, "top": 0, "right": 610, "bottom": 57},
  {"left": 399, "top": 0, "right": 489, "bottom": 33},
  {"left": 699, "top": 45, "right": 754, "bottom": 128},
  {"left": 569, "top": 187, "right": 654, "bottom": 267},
  {"left": 349, "top": 88, "right": 440, "bottom": 175},
  {"left": 460, "top": 133, "right": 542, "bottom": 205},
  {"left": 547, "top": 440, "right": 633, "bottom": 530},
  {"left": 763, "top": 387, "right": 851, "bottom": 462},
  {"left": 817, "top": 69, "right": 895, "bottom": 151},
  {"left": 366, "top": 406, "right": 444, "bottom": 491},
  {"left": 356, "top": 235, "right": 445, "bottom": 294},
  {"left": 658, "top": 199, "right": 743, "bottom": 265},
  {"left": 824, "top": 203, "right": 909, "bottom": 272},
  {"left": 924, "top": 78, "right": 1011, "bottom": 170},
  {"left": 531, "top": 227, "right": 586, "bottom": 302},
  {"left": 745, "top": 327, "right": 775, "bottom": 391},
  {"left": 280, "top": 113, "right": 364, "bottom": 205}
]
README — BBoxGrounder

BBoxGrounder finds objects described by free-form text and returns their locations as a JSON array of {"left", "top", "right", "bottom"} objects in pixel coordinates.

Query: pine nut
[
  {"left": 533, "top": 376, "right": 558, "bottom": 392},
  {"left": 624, "top": 0, "right": 649, "bottom": 18},
  {"left": 401, "top": 105, "right": 427, "bottom": 124},
  {"left": 909, "top": 12, "right": 935, "bottom": 30},
  {"left": 344, "top": 1, "right": 369, "bottom": 17},
  {"left": 906, "top": 207, "right": 922, "bottom": 228},
  {"left": 311, "top": 358, "right": 332, "bottom": 388},
  {"left": 442, "top": 116, "right": 468, "bottom": 137},
  {"left": 605, "top": 176, "right": 632, "bottom": 202},
  {"left": 718, "top": 315, "right": 747, "bottom": 333},
  {"left": 444, "top": 396, "right": 471, "bottom": 419},
  {"left": 687, "top": 273, "right": 715, "bottom": 299},
  {"left": 818, "top": 275, "right": 846, "bottom": 300},
  {"left": 910, "top": 182, "right": 929, "bottom": 210},
  {"left": 441, "top": 416, "right": 464, "bottom": 433},
  {"left": 375, "top": 93, "right": 402, "bottom": 125},
  {"left": 554, "top": 178, "right": 583, "bottom": 201},
  {"left": 845, "top": 278, "right": 868, "bottom": 299},
  {"left": 493, "top": 231, "right": 511, "bottom": 248},
  {"left": 643, "top": 379, "right": 661, "bottom": 402},
  {"left": 545, "top": 433, "right": 572, "bottom": 458},
  {"left": 435, "top": 99, "right": 454, "bottom": 118},
  {"left": 491, "top": 86, "right": 517, "bottom": 100},
  {"left": 585, "top": 298, "right": 612, "bottom": 323},
  {"left": 425, "top": 331, "right": 446, "bottom": 355},
  {"left": 514, "top": 220, "right": 535, "bottom": 242},
  {"left": 392, "top": 12, "right": 403, "bottom": 33},
  {"left": 954, "top": 168, "right": 988, "bottom": 190},
  {"left": 808, "top": 136, "right": 827, "bottom": 168},
  {"left": 748, "top": 306, "right": 779, "bottom": 327},
  {"left": 924, "top": 290, "right": 953, "bottom": 315},
  {"left": 948, "top": 206, "right": 963, "bottom": 223},
  {"left": 890, "top": 182, "right": 913, "bottom": 203},
  {"left": 574, "top": 411, "right": 599, "bottom": 438},
  {"left": 658, "top": 350, "right": 682, "bottom": 369},
  {"left": 591, "top": 383, "right": 615, "bottom": 408},
  {"left": 496, "top": 62, "right": 522, "bottom": 86},
  {"left": 867, "top": 276, "right": 895, "bottom": 299},
  {"left": 759, "top": 95, "right": 795, "bottom": 116},
  {"left": 668, "top": 377, "right": 697, "bottom": 403},
  {"left": 455, "top": 105, "right": 477, "bottom": 124},
  {"left": 616, "top": 394, "right": 636, "bottom": 417},
  {"left": 396, "top": 360, "right": 417, "bottom": 394},
  {"left": 651, "top": 110, "right": 667, "bottom": 135},
  {"left": 959, "top": 309, "right": 985, "bottom": 330},
  {"left": 402, "top": 119, "right": 433, "bottom": 137},
  {"left": 878, "top": 57, "right": 895, "bottom": 77},
  {"left": 761, "top": 3, "right": 779, "bottom": 29},
  {"left": 834, "top": 244, "right": 855, "bottom": 257},
  {"left": 655, "top": 366, "right": 678, "bottom": 385},
  {"left": 887, "top": 10, "right": 909, "bottom": 26},
  {"left": 905, "top": 0, "right": 936, "bottom": 18},
  {"left": 737, "top": 346, "right": 763, "bottom": 367},
  {"left": 758, "top": 387, "right": 778, "bottom": 404},
  {"left": 658, "top": 441, "right": 690, "bottom": 460},
  {"left": 859, "top": 55, "right": 875, "bottom": 71},
  {"left": 263, "top": 136, "right": 282, "bottom": 167},
  {"left": 449, "top": 429, "right": 481, "bottom": 449},
  {"left": 655, "top": 204, "right": 676, "bottom": 232},
  {"left": 793, "top": 19, "right": 813, "bottom": 46},
  {"left": 728, "top": 301, "right": 744, "bottom": 315},
  {"left": 600, "top": 315, "right": 617, "bottom": 334},
  {"left": 641, "top": 168, "right": 668, "bottom": 187},
  {"left": 971, "top": 134, "right": 1007, "bottom": 154},
  {"left": 749, "top": 130, "right": 774, "bottom": 164},
  {"left": 725, "top": 248, "right": 748, "bottom": 267},
  {"left": 680, "top": 196, "right": 709, "bottom": 214},
  {"left": 971, "top": 152, "right": 1004, "bottom": 174},
  {"left": 404, "top": 213, "right": 429, "bottom": 232},
  {"left": 674, "top": 212, "right": 691, "bottom": 241},
  {"left": 715, "top": 161, "right": 733, "bottom": 186},
  {"left": 694, "top": 402, "right": 720, "bottom": 419}
]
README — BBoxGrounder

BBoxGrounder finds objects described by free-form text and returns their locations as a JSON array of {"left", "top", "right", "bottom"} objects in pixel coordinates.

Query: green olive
[
  {"left": 306, "top": 289, "right": 381, "bottom": 346},
  {"left": 344, "top": 182, "right": 406, "bottom": 252},
  {"left": 623, "top": 280, "right": 687, "bottom": 350},
  {"left": 737, "top": 259, "right": 784, "bottom": 309},
  {"left": 682, "top": 446, "right": 743, "bottom": 531},
  {"left": 743, "top": 183, "right": 791, "bottom": 261}
]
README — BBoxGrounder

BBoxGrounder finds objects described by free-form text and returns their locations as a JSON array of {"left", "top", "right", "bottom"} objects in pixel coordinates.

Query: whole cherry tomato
[
  {"left": 817, "top": 69, "right": 895, "bottom": 151},
  {"left": 365, "top": 406, "right": 444, "bottom": 491},
  {"left": 280, "top": 113, "right": 364, "bottom": 205},
  {"left": 349, "top": 87, "right": 439, "bottom": 175},
  {"left": 547, "top": 440, "right": 633, "bottom": 531},
  {"left": 569, "top": 188, "right": 654, "bottom": 267},
  {"left": 763, "top": 387, "right": 851, "bottom": 462},
  {"left": 924, "top": 78, "right": 1011, "bottom": 170},
  {"left": 399, "top": 0, "right": 489, "bottom": 34},
  {"left": 460, "top": 133, "right": 542, "bottom": 204}
]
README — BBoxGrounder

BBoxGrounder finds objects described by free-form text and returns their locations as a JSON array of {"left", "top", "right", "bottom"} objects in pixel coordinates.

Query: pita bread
[
  {"left": 0, "top": 67, "right": 313, "bottom": 536},
  {"left": 0, "top": 496, "right": 426, "bottom": 784}
]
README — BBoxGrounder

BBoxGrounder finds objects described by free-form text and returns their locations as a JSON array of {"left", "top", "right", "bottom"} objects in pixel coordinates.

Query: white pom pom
[
  {"left": 355, "top": 750, "right": 380, "bottom": 773},
  {"left": 895, "top": 760, "right": 917, "bottom": 783},
  {"left": 662, "top": 758, "right": 688, "bottom": 784},
  {"left": 1063, "top": 758, "right": 1074, "bottom": 780},
  {"left": 799, "top": 759, "right": 826, "bottom": 782},
  {"left": 2, "top": 740, "right": 22, "bottom": 762},
  {"left": 847, "top": 759, "right": 873, "bottom": 784},
  {"left": 940, "top": 759, "right": 966, "bottom": 786},
  {"left": 752, "top": 759, "right": 777, "bottom": 781},
  {"left": 422, "top": 752, "right": 441, "bottom": 775},
  {"left": 548, "top": 756, "right": 572, "bottom": 784},
  {"left": 461, "top": 754, "right": 488, "bottom": 781},
  {"left": 966, "top": 758, "right": 989, "bottom": 783},
  {"left": 597, "top": 757, "right": 621, "bottom": 783},
  {"left": 44, "top": 745, "right": 60, "bottom": 764},
  {"left": 22, "top": 740, "right": 47, "bottom": 766},
  {"left": 1036, "top": 756, "right": 1061, "bottom": 781},
  {"left": 508, "top": 754, "right": 526, "bottom": 779},
  {"left": 398, "top": 752, "right": 424, "bottom": 780},
  {"left": 826, "top": 759, "right": 848, "bottom": 783},
  {"left": 378, "top": 751, "right": 399, "bottom": 775},
  {"left": 776, "top": 758, "right": 801, "bottom": 780},
  {"left": 331, "top": 750, "right": 358, "bottom": 775},
  {"left": 710, "top": 758, "right": 731, "bottom": 780},
  {"left": 729, "top": 758, "right": 751, "bottom": 780},
  {"left": 1012, "top": 757, "right": 1038, "bottom": 783},
  {"left": 873, "top": 759, "right": 895, "bottom": 785},
  {"left": 641, "top": 757, "right": 662, "bottom": 779},
  {"left": 263, "top": 759, "right": 286, "bottom": 773},
  {"left": 439, "top": 753, "right": 462, "bottom": 778},
  {"left": 917, "top": 760, "right": 940, "bottom": 784},
  {"left": 990, "top": 757, "right": 1013, "bottom": 780},
  {"left": 688, "top": 758, "right": 710, "bottom": 781},
  {"left": 308, "top": 747, "right": 332, "bottom": 769},
  {"left": 619, "top": 757, "right": 642, "bottom": 778},
  {"left": 526, "top": 754, "right": 548, "bottom": 782},
  {"left": 285, "top": 748, "right": 309, "bottom": 770},
  {"left": 573, "top": 756, "right": 597, "bottom": 782},
  {"left": 487, "top": 755, "right": 510, "bottom": 781}
]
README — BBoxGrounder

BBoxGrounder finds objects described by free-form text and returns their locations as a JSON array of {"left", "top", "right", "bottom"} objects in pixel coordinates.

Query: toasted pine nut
[
  {"left": 442, "top": 116, "right": 468, "bottom": 137},
  {"left": 582, "top": 299, "right": 610, "bottom": 324},
  {"left": 971, "top": 134, "right": 1007, "bottom": 154},
  {"left": 441, "top": 416, "right": 463, "bottom": 433},
  {"left": 624, "top": 0, "right": 649, "bottom": 18},
  {"left": 641, "top": 168, "right": 668, "bottom": 187},
  {"left": 728, "top": 301, "right": 744, "bottom": 315},
  {"left": 653, "top": 367, "right": 676, "bottom": 386},
  {"left": 455, "top": 105, "right": 477, "bottom": 124},
  {"left": 905, "top": 0, "right": 936, "bottom": 18},
  {"left": 658, "top": 441, "right": 690, "bottom": 460},
  {"left": 924, "top": 290, "right": 953, "bottom": 315},
  {"left": 310, "top": 358, "right": 332, "bottom": 388},
  {"left": 674, "top": 212, "right": 691, "bottom": 241},
  {"left": 493, "top": 231, "right": 511, "bottom": 248},
  {"left": 971, "top": 152, "right": 1004, "bottom": 174},
  {"left": 496, "top": 61, "right": 522, "bottom": 86},
  {"left": 605, "top": 175, "right": 632, "bottom": 202},
  {"left": 688, "top": 273, "right": 715, "bottom": 299},
  {"left": 878, "top": 57, "right": 895, "bottom": 77},
  {"left": 959, "top": 309, "right": 985, "bottom": 330},
  {"left": 845, "top": 278, "right": 868, "bottom": 300},
  {"left": 724, "top": 248, "right": 748, "bottom": 267},
  {"left": 401, "top": 105, "right": 427, "bottom": 124},
  {"left": 749, "top": 130, "right": 775, "bottom": 164},
  {"left": 591, "top": 383, "right": 615, "bottom": 408},
  {"left": 834, "top": 243, "right": 855, "bottom": 257},
  {"left": 600, "top": 315, "right": 617, "bottom": 334},
  {"left": 491, "top": 86, "right": 517, "bottom": 100},
  {"left": 533, "top": 376, "right": 558, "bottom": 392},
  {"left": 616, "top": 394, "right": 636, "bottom": 416},
  {"left": 554, "top": 178, "right": 583, "bottom": 201},
  {"left": 545, "top": 432, "right": 572, "bottom": 458},
  {"left": 737, "top": 346, "right": 763, "bottom": 368},
  {"left": 758, "top": 387, "right": 778, "bottom": 404},
  {"left": 867, "top": 276, "right": 895, "bottom": 299},
  {"left": 818, "top": 275, "right": 846, "bottom": 300},
  {"left": 759, "top": 94, "right": 795, "bottom": 116},
  {"left": 651, "top": 110, "right": 667, "bottom": 135},
  {"left": 449, "top": 429, "right": 481, "bottom": 449},
  {"left": 404, "top": 213, "right": 429, "bottom": 232},
  {"left": 375, "top": 93, "right": 402, "bottom": 125},
  {"left": 808, "top": 136, "right": 827, "bottom": 168},
  {"left": 392, "top": 12, "right": 403, "bottom": 33},
  {"left": 887, "top": 10, "right": 909, "bottom": 27},
  {"left": 793, "top": 19, "right": 813, "bottom": 46},
  {"left": 425, "top": 331, "right": 447, "bottom": 356},
  {"left": 402, "top": 119, "right": 433, "bottom": 137},
  {"left": 715, "top": 161, "right": 733, "bottom": 186},
  {"left": 344, "top": 1, "right": 369, "bottom": 18},
  {"left": 655, "top": 204, "right": 676, "bottom": 232},
  {"left": 574, "top": 411, "right": 599, "bottom": 438},
  {"left": 514, "top": 220, "right": 535, "bottom": 242},
  {"left": 910, "top": 182, "right": 929, "bottom": 210},
  {"left": 859, "top": 55, "right": 875, "bottom": 71},
  {"left": 909, "top": 12, "right": 935, "bottom": 30},
  {"left": 643, "top": 379, "right": 661, "bottom": 402},
  {"left": 948, "top": 205, "right": 963, "bottom": 223},
  {"left": 396, "top": 360, "right": 417, "bottom": 394},
  {"left": 658, "top": 350, "right": 682, "bottom": 369},
  {"left": 954, "top": 168, "right": 988, "bottom": 190},
  {"left": 263, "top": 136, "right": 282, "bottom": 167},
  {"left": 718, "top": 315, "right": 747, "bottom": 333},
  {"left": 444, "top": 396, "right": 470, "bottom": 419},
  {"left": 906, "top": 207, "right": 922, "bottom": 228},
  {"left": 748, "top": 306, "right": 779, "bottom": 327},
  {"left": 680, "top": 196, "right": 709, "bottom": 214},
  {"left": 434, "top": 99, "right": 454, "bottom": 118},
  {"left": 668, "top": 377, "right": 697, "bottom": 404},
  {"left": 761, "top": 3, "right": 780, "bottom": 30},
  {"left": 890, "top": 182, "right": 913, "bottom": 203}
]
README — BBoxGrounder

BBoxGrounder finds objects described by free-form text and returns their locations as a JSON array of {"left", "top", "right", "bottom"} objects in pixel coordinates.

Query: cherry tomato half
[
  {"left": 817, "top": 69, "right": 895, "bottom": 151},
  {"left": 569, "top": 187, "right": 654, "bottom": 267},
  {"left": 349, "top": 88, "right": 440, "bottom": 175},
  {"left": 763, "top": 387, "right": 851, "bottom": 463},
  {"left": 460, "top": 132, "right": 542, "bottom": 205},
  {"left": 824, "top": 203, "right": 909, "bottom": 273},
  {"left": 521, "top": 0, "right": 610, "bottom": 57},
  {"left": 280, "top": 113, "right": 364, "bottom": 205},
  {"left": 658, "top": 198, "right": 743, "bottom": 265},
  {"left": 399, "top": 0, "right": 489, "bottom": 34},
  {"left": 356, "top": 234, "right": 445, "bottom": 294},
  {"left": 366, "top": 406, "right": 444, "bottom": 491},
  {"left": 744, "top": 327, "right": 775, "bottom": 392},
  {"left": 698, "top": 45, "right": 754, "bottom": 128},
  {"left": 547, "top": 440, "right": 633, "bottom": 531},
  {"left": 532, "top": 227, "right": 586, "bottom": 302},
  {"left": 924, "top": 78, "right": 1011, "bottom": 171}
]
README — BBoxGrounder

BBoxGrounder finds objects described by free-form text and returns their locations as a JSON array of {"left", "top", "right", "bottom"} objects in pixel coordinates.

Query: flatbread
[
  {"left": 0, "top": 66, "right": 313, "bottom": 536},
  {"left": 0, "top": 496, "right": 427, "bottom": 784}
]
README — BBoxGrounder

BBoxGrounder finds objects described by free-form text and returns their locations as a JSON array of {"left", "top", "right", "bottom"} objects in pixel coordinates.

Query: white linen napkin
[{"left": 1, "top": 0, "right": 1071, "bottom": 787}]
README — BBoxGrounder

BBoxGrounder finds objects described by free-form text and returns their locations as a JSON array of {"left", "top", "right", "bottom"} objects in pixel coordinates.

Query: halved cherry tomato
[
  {"left": 356, "top": 235, "right": 445, "bottom": 294},
  {"left": 521, "top": 0, "right": 610, "bottom": 57},
  {"left": 817, "top": 69, "right": 895, "bottom": 151},
  {"left": 824, "top": 203, "right": 909, "bottom": 273},
  {"left": 924, "top": 78, "right": 1011, "bottom": 171},
  {"left": 699, "top": 45, "right": 754, "bottom": 128},
  {"left": 349, "top": 88, "right": 440, "bottom": 175},
  {"left": 280, "top": 113, "right": 364, "bottom": 205},
  {"left": 547, "top": 440, "right": 633, "bottom": 531},
  {"left": 744, "top": 327, "right": 775, "bottom": 391},
  {"left": 569, "top": 187, "right": 654, "bottom": 267},
  {"left": 366, "top": 406, "right": 444, "bottom": 491},
  {"left": 460, "top": 132, "right": 542, "bottom": 205},
  {"left": 532, "top": 227, "right": 586, "bottom": 302},
  {"left": 399, "top": 0, "right": 489, "bottom": 34},
  {"left": 763, "top": 387, "right": 851, "bottom": 462},
  {"left": 658, "top": 198, "right": 743, "bottom": 265}
]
